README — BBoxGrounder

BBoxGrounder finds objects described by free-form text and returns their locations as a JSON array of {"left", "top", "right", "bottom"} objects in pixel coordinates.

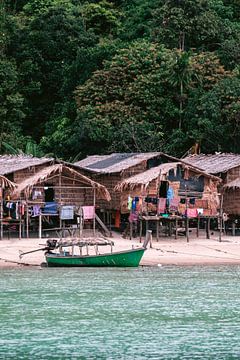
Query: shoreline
[{"left": 1, "top": 232, "right": 240, "bottom": 268}]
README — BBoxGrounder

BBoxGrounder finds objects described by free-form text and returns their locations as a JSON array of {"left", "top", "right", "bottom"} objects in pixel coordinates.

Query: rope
[
  {"left": 0, "top": 257, "right": 40, "bottom": 267},
  {"left": 155, "top": 248, "right": 240, "bottom": 261}
]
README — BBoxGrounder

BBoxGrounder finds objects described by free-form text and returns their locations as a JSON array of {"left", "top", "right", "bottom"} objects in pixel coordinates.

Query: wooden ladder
[{"left": 95, "top": 214, "right": 112, "bottom": 237}]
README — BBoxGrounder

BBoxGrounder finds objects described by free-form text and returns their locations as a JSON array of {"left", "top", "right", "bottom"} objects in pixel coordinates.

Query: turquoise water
[{"left": 1, "top": 266, "right": 240, "bottom": 359}]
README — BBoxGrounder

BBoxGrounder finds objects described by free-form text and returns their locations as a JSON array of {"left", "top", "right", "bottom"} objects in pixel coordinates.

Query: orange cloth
[{"left": 115, "top": 210, "right": 120, "bottom": 228}]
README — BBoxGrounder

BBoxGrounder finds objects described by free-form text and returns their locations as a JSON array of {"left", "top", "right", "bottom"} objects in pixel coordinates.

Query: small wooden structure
[
  {"left": 0, "top": 175, "right": 16, "bottom": 239},
  {"left": 74, "top": 152, "right": 181, "bottom": 228},
  {"left": 115, "top": 162, "right": 221, "bottom": 241},
  {"left": 10, "top": 164, "right": 111, "bottom": 239}
]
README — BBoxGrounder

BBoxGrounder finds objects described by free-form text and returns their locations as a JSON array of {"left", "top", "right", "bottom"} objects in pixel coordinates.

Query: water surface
[{"left": 1, "top": 266, "right": 240, "bottom": 359}]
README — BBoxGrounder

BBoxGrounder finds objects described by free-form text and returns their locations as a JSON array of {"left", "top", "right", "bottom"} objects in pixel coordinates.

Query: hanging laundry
[
  {"left": 82, "top": 206, "right": 95, "bottom": 220},
  {"left": 167, "top": 187, "right": 174, "bottom": 200},
  {"left": 169, "top": 198, "right": 179, "bottom": 212},
  {"left": 186, "top": 208, "right": 198, "bottom": 218},
  {"left": 132, "top": 199, "right": 137, "bottom": 211},
  {"left": 158, "top": 198, "right": 166, "bottom": 214},
  {"left": 129, "top": 211, "right": 138, "bottom": 223},
  {"left": 128, "top": 196, "right": 133, "bottom": 210},
  {"left": 60, "top": 206, "right": 74, "bottom": 220},
  {"left": 115, "top": 210, "right": 121, "bottom": 228},
  {"left": 32, "top": 205, "right": 41, "bottom": 217}
]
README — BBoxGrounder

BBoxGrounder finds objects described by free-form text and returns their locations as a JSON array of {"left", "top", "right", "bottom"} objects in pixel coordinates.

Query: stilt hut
[
  {"left": 74, "top": 152, "right": 180, "bottom": 229},
  {"left": 115, "top": 162, "right": 220, "bottom": 241},
  {"left": 11, "top": 164, "right": 111, "bottom": 238},
  {"left": 0, "top": 175, "right": 16, "bottom": 239},
  {"left": 184, "top": 153, "right": 240, "bottom": 233}
]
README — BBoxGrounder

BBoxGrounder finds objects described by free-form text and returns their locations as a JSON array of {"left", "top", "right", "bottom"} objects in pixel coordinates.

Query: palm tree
[{"left": 169, "top": 50, "right": 194, "bottom": 129}]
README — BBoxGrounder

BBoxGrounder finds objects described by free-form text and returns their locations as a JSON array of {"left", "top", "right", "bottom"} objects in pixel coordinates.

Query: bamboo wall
[
  {"left": 223, "top": 190, "right": 240, "bottom": 215},
  {"left": 25, "top": 175, "right": 95, "bottom": 207},
  {"left": 12, "top": 163, "right": 52, "bottom": 184},
  {"left": 226, "top": 166, "right": 240, "bottom": 183}
]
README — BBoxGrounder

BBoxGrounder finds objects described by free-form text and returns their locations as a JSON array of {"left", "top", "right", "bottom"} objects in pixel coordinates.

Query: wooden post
[
  {"left": 0, "top": 200, "right": 3, "bottom": 240},
  {"left": 19, "top": 201, "right": 22, "bottom": 240},
  {"left": 26, "top": 202, "right": 29, "bottom": 238},
  {"left": 130, "top": 221, "right": 133, "bottom": 240},
  {"left": 186, "top": 217, "right": 189, "bottom": 243},
  {"left": 156, "top": 220, "right": 159, "bottom": 242},
  {"left": 197, "top": 216, "right": 200, "bottom": 238},
  {"left": 39, "top": 213, "right": 42, "bottom": 239},
  {"left": 93, "top": 186, "right": 96, "bottom": 236},
  {"left": 139, "top": 218, "right": 142, "bottom": 243},
  {"left": 146, "top": 229, "right": 153, "bottom": 248},
  {"left": 219, "top": 193, "right": 223, "bottom": 242},
  {"left": 175, "top": 218, "right": 178, "bottom": 240},
  {"left": 206, "top": 217, "right": 210, "bottom": 239}
]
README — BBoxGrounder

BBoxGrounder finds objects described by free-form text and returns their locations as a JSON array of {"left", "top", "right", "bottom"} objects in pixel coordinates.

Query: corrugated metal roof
[
  {"left": 75, "top": 152, "right": 179, "bottom": 174},
  {"left": 184, "top": 153, "right": 240, "bottom": 174},
  {"left": 0, "top": 155, "right": 54, "bottom": 175}
]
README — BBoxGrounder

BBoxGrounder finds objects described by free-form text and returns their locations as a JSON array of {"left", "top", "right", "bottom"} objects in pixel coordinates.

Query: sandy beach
[{"left": 1, "top": 231, "right": 240, "bottom": 268}]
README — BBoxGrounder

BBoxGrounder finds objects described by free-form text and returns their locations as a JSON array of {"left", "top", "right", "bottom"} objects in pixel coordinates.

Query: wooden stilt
[
  {"left": 206, "top": 217, "right": 210, "bottom": 239},
  {"left": 39, "top": 213, "right": 42, "bottom": 239},
  {"left": 26, "top": 202, "right": 29, "bottom": 238},
  {"left": 93, "top": 186, "right": 96, "bottom": 236},
  {"left": 186, "top": 217, "right": 189, "bottom": 242},
  {"left": 139, "top": 219, "right": 142, "bottom": 243},
  {"left": 130, "top": 221, "right": 133, "bottom": 240},
  {"left": 156, "top": 220, "right": 159, "bottom": 242},
  {"left": 19, "top": 202, "right": 22, "bottom": 240},
  {"left": 0, "top": 200, "right": 3, "bottom": 240},
  {"left": 197, "top": 216, "right": 200, "bottom": 238},
  {"left": 175, "top": 218, "right": 178, "bottom": 240}
]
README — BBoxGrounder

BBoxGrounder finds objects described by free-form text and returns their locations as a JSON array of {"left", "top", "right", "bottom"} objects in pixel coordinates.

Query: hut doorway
[
  {"left": 44, "top": 184, "right": 54, "bottom": 202},
  {"left": 159, "top": 181, "right": 168, "bottom": 198}
]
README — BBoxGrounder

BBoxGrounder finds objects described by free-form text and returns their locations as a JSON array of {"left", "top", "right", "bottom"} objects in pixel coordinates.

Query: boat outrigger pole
[{"left": 19, "top": 239, "right": 58, "bottom": 259}]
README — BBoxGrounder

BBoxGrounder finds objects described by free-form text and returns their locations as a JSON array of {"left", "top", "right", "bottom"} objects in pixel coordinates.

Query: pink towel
[
  {"left": 158, "top": 198, "right": 166, "bottom": 213},
  {"left": 186, "top": 208, "right": 198, "bottom": 218},
  {"left": 169, "top": 198, "right": 179, "bottom": 211},
  {"left": 82, "top": 206, "right": 95, "bottom": 220}
]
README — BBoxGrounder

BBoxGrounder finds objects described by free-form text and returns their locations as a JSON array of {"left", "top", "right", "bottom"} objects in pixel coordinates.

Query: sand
[{"left": 1, "top": 231, "right": 240, "bottom": 268}]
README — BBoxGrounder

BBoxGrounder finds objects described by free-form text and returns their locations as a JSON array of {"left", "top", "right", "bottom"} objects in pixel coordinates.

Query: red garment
[{"left": 115, "top": 210, "right": 120, "bottom": 228}]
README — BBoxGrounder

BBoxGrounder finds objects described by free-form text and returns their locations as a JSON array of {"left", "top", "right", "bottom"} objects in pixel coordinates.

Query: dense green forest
[{"left": 0, "top": 0, "right": 239, "bottom": 160}]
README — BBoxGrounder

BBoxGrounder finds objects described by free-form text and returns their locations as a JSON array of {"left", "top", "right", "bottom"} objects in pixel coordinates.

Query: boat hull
[{"left": 45, "top": 248, "right": 145, "bottom": 267}]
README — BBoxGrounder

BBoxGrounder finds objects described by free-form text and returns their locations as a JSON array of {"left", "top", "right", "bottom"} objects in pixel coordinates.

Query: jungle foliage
[{"left": 1, "top": 0, "right": 239, "bottom": 159}]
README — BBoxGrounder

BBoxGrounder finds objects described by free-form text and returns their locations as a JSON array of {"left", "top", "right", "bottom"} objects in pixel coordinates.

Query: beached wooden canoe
[{"left": 45, "top": 247, "right": 145, "bottom": 267}]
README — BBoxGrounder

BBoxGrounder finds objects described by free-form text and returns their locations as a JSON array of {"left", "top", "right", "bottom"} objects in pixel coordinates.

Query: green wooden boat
[
  {"left": 19, "top": 237, "right": 149, "bottom": 268},
  {"left": 45, "top": 247, "right": 145, "bottom": 267}
]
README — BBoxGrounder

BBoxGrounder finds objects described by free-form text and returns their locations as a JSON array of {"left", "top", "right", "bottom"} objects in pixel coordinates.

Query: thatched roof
[
  {"left": 115, "top": 162, "right": 220, "bottom": 192},
  {"left": 74, "top": 152, "right": 179, "bottom": 174},
  {"left": 223, "top": 178, "right": 240, "bottom": 190},
  {"left": 12, "top": 164, "right": 111, "bottom": 201},
  {"left": 0, "top": 175, "right": 16, "bottom": 190},
  {"left": 0, "top": 155, "right": 54, "bottom": 175},
  {"left": 184, "top": 153, "right": 240, "bottom": 174}
]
